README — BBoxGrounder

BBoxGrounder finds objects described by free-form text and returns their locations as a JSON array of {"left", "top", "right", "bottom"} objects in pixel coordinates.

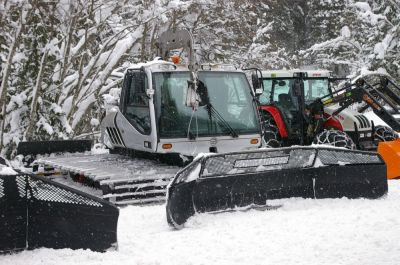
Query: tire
[
  {"left": 374, "top": 125, "right": 399, "bottom": 142},
  {"left": 262, "top": 113, "right": 281, "bottom": 148},
  {"left": 313, "top": 129, "right": 356, "bottom": 150}
]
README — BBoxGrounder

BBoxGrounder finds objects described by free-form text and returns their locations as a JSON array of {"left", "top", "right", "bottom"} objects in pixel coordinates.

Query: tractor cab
[
  {"left": 258, "top": 70, "right": 335, "bottom": 146},
  {"left": 259, "top": 70, "right": 332, "bottom": 107}
]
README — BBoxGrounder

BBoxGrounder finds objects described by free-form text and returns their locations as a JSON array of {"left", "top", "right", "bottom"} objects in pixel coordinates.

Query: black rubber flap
[
  {"left": 17, "top": 140, "right": 93, "bottom": 156},
  {"left": 0, "top": 173, "right": 119, "bottom": 253}
]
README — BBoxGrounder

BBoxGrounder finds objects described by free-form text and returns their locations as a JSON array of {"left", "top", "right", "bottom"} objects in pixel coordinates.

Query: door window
[
  {"left": 258, "top": 79, "right": 273, "bottom": 104},
  {"left": 123, "top": 71, "right": 151, "bottom": 135},
  {"left": 304, "top": 78, "right": 330, "bottom": 103}
]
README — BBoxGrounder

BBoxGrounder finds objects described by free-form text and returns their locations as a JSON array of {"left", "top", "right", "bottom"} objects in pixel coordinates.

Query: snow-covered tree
[{"left": 1, "top": 0, "right": 399, "bottom": 157}]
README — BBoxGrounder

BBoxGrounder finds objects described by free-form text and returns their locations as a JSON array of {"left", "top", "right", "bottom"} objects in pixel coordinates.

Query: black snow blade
[
  {"left": 0, "top": 172, "right": 119, "bottom": 253},
  {"left": 17, "top": 140, "right": 93, "bottom": 156},
  {"left": 166, "top": 147, "right": 388, "bottom": 228}
]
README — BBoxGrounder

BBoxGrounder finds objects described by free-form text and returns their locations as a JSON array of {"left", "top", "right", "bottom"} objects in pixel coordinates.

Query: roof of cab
[
  {"left": 127, "top": 59, "right": 242, "bottom": 73},
  {"left": 261, "top": 69, "right": 332, "bottom": 78}
]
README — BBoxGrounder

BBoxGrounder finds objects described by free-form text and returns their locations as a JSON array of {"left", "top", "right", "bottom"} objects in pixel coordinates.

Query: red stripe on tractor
[{"left": 259, "top": 106, "right": 288, "bottom": 138}]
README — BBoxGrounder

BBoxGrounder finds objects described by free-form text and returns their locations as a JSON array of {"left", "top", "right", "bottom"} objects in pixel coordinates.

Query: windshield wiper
[
  {"left": 195, "top": 80, "right": 238, "bottom": 138},
  {"left": 206, "top": 103, "right": 238, "bottom": 138}
]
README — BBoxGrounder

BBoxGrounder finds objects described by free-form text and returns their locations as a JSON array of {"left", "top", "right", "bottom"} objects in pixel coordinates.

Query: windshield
[
  {"left": 258, "top": 78, "right": 331, "bottom": 105},
  {"left": 303, "top": 78, "right": 330, "bottom": 103},
  {"left": 154, "top": 71, "right": 259, "bottom": 138},
  {"left": 259, "top": 78, "right": 295, "bottom": 105}
]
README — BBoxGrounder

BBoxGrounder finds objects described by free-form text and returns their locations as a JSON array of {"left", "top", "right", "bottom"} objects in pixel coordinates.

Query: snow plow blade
[
  {"left": 0, "top": 172, "right": 118, "bottom": 252},
  {"left": 166, "top": 147, "right": 387, "bottom": 228},
  {"left": 17, "top": 140, "right": 93, "bottom": 156},
  {"left": 378, "top": 139, "right": 400, "bottom": 179}
]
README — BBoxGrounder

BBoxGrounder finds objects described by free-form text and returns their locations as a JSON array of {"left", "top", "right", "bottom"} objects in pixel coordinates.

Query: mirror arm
[{"left": 243, "top": 68, "right": 264, "bottom": 95}]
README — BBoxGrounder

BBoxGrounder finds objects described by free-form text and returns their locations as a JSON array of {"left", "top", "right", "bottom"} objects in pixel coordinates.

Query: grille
[
  {"left": 318, "top": 150, "right": 381, "bottom": 165},
  {"left": 234, "top": 156, "right": 289, "bottom": 168},
  {"left": 106, "top": 127, "right": 124, "bottom": 146},
  {"left": 16, "top": 176, "right": 26, "bottom": 198},
  {"left": 204, "top": 156, "right": 235, "bottom": 176},
  {"left": 27, "top": 176, "right": 103, "bottom": 207},
  {"left": 202, "top": 149, "right": 315, "bottom": 177},
  {"left": 0, "top": 179, "right": 4, "bottom": 198},
  {"left": 355, "top": 115, "right": 370, "bottom": 129}
]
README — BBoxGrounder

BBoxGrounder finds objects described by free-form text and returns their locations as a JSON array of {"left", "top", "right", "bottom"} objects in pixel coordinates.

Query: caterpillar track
[{"left": 34, "top": 153, "right": 181, "bottom": 206}]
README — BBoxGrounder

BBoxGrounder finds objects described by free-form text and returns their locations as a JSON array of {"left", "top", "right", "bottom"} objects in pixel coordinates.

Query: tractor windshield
[
  {"left": 259, "top": 78, "right": 295, "bottom": 105},
  {"left": 154, "top": 71, "right": 259, "bottom": 138},
  {"left": 303, "top": 78, "right": 330, "bottom": 103},
  {"left": 258, "top": 78, "right": 331, "bottom": 105}
]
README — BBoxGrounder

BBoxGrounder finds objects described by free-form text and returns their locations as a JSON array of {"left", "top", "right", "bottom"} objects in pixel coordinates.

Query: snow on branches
[{"left": 0, "top": 0, "right": 399, "bottom": 157}]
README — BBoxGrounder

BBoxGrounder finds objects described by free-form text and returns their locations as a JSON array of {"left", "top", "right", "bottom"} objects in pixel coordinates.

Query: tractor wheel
[
  {"left": 313, "top": 129, "right": 356, "bottom": 150},
  {"left": 262, "top": 113, "right": 281, "bottom": 148},
  {"left": 374, "top": 125, "right": 399, "bottom": 142}
]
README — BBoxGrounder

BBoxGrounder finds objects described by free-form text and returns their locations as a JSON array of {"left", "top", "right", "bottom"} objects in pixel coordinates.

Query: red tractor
[{"left": 257, "top": 70, "right": 400, "bottom": 150}]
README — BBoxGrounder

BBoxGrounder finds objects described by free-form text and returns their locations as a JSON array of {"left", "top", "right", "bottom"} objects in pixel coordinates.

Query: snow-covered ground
[
  {"left": 1, "top": 109, "right": 398, "bottom": 264},
  {"left": 2, "top": 180, "right": 400, "bottom": 265}
]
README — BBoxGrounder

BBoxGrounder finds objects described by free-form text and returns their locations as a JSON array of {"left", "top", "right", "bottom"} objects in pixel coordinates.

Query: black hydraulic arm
[
  {"left": 359, "top": 89, "right": 400, "bottom": 131},
  {"left": 321, "top": 79, "right": 400, "bottom": 132},
  {"left": 372, "top": 77, "right": 400, "bottom": 108}
]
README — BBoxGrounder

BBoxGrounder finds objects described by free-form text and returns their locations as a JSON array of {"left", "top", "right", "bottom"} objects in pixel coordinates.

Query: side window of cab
[
  {"left": 258, "top": 79, "right": 272, "bottom": 105},
  {"left": 121, "top": 70, "right": 151, "bottom": 135}
]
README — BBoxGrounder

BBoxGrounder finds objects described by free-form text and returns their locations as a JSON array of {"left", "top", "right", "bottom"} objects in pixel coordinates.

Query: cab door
[{"left": 117, "top": 70, "right": 153, "bottom": 150}]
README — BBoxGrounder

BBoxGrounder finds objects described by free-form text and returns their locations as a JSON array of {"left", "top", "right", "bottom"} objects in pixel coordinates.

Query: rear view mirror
[
  {"left": 252, "top": 73, "right": 262, "bottom": 95},
  {"left": 185, "top": 80, "right": 200, "bottom": 109},
  {"left": 255, "top": 88, "right": 263, "bottom": 95},
  {"left": 185, "top": 80, "right": 209, "bottom": 109},
  {"left": 196, "top": 81, "right": 209, "bottom": 106},
  {"left": 242, "top": 68, "right": 264, "bottom": 96},
  {"left": 278, "top": 80, "right": 286, "bottom": 87}
]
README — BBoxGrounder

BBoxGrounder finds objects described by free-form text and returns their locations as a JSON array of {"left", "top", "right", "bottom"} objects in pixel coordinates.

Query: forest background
[{"left": 0, "top": 0, "right": 399, "bottom": 157}]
